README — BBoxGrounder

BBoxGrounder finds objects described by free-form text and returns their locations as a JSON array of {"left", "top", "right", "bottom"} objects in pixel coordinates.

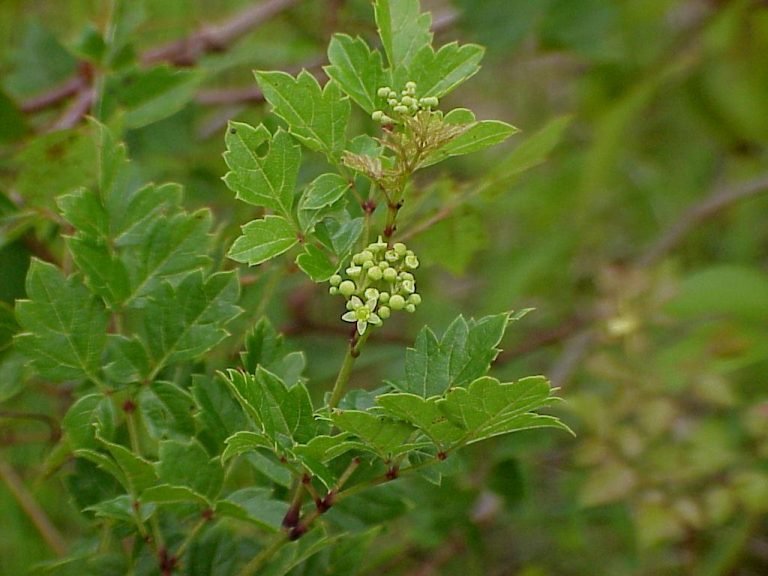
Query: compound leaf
[
  {"left": 374, "top": 0, "right": 433, "bottom": 70},
  {"left": 15, "top": 259, "right": 108, "bottom": 383},
  {"left": 325, "top": 34, "right": 390, "bottom": 114}
]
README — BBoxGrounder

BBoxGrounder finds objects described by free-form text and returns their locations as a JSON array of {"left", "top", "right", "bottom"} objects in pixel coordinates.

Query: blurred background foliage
[{"left": 1, "top": 0, "right": 767, "bottom": 574}]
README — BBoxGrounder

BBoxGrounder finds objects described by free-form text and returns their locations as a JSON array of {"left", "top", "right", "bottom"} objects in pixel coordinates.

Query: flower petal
[
  {"left": 368, "top": 313, "right": 382, "bottom": 326},
  {"left": 349, "top": 296, "right": 363, "bottom": 309},
  {"left": 366, "top": 298, "right": 378, "bottom": 311},
  {"left": 357, "top": 320, "right": 367, "bottom": 335},
  {"left": 342, "top": 311, "right": 357, "bottom": 322}
]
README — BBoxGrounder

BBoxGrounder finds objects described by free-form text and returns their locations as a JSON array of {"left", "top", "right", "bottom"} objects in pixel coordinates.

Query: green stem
[
  {"left": 328, "top": 331, "right": 370, "bottom": 409},
  {"left": 238, "top": 533, "right": 289, "bottom": 576},
  {"left": 175, "top": 515, "right": 209, "bottom": 560}
]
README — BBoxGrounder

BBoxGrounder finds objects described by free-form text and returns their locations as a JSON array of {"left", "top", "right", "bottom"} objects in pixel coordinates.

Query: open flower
[{"left": 341, "top": 296, "right": 382, "bottom": 335}]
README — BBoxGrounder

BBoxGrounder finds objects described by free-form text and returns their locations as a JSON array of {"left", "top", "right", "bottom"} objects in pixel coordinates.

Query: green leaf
[
  {"left": 417, "top": 207, "right": 486, "bottom": 275},
  {"left": 221, "top": 431, "right": 273, "bottom": 463},
  {"left": 0, "top": 352, "right": 26, "bottom": 403},
  {"left": 73, "top": 449, "right": 127, "bottom": 491},
  {"left": 141, "top": 484, "right": 211, "bottom": 508},
  {"left": 375, "top": 393, "right": 464, "bottom": 447},
  {"left": 156, "top": 439, "right": 224, "bottom": 499},
  {"left": 296, "top": 244, "right": 337, "bottom": 282},
  {"left": 193, "top": 374, "right": 250, "bottom": 451},
  {"left": 331, "top": 410, "right": 419, "bottom": 458},
  {"left": 97, "top": 435, "right": 158, "bottom": 494},
  {"left": 407, "top": 42, "right": 484, "bottom": 98},
  {"left": 222, "top": 367, "right": 316, "bottom": 447},
  {"left": 108, "top": 66, "right": 203, "bottom": 129},
  {"left": 15, "top": 259, "right": 108, "bottom": 382},
  {"left": 297, "top": 173, "right": 350, "bottom": 233},
  {"left": 122, "top": 209, "right": 213, "bottom": 307},
  {"left": 228, "top": 215, "right": 298, "bottom": 266},
  {"left": 259, "top": 529, "right": 339, "bottom": 576},
  {"left": 0, "top": 90, "right": 25, "bottom": 143},
  {"left": 138, "top": 381, "right": 196, "bottom": 440},
  {"left": 437, "top": 376, "right": 570, "bottom": 444},
  {"left": 325, "top": 34, "right": 390, "bottom": 114},
  {"left": 241, "top": 318, "right": 305, "bottom": 386},
  {"left": 143, "top": 271, "right": 241, "bottom": 372},
  {"left": 223, "top": 124, "right": 300, "bottom": 217},
  {"left": 374, "top": 0, "right": 433, "bottom": 70},
  {"left": 491, "top": 115, "right": 572, "bottom": 179},
  {"left": 215, "top": 487, "right": 288, "bottom": 532},
  {"left": 62, "top": 393, "right": 116, "bottom": 450},
  {"left": 398, "top": 312, "right": 512, "bottom": 397},
  {"left": 0, "top": 301, "right": 19, "bottom": 353},
  {"left": 255, "top": 71, "right": 350, "bottom": 158},
  {"left": 666, "top": 265, "right": 768, "bottom": 320},
  {"left": 103, "top": 334, "right": 151, "bottom": 384},
  {"left": 421, "top": 118, "right": 519, "bottom": 167},
  {"left": 86, "top": 494, "right": 155, "bottom": 524}
]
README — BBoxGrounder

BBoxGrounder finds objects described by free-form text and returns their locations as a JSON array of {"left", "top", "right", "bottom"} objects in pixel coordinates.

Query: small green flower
[
  {"left": 393, "top": 243, "right": 407, "bottom": 255},
  {"left": 389, "top": 294, "right": 406, "bottom": 310},
  {"left": 329, "top": 274, "right": 342, "bottom": 286},
  {"left": 377, "top": 86, "right": 391, "bottom": 98},
  {"left": 367, "top": 266, "right": 383, "bottom": 281},
  {"left": 383, "top": 267, "right": 397, "bottom": 282},
  {"left": 339, "top": 280, "right": 356, "bottom": 297},
  {"left": 408, "top": 293, "right": 422, "bottom": 306},
  {"left": 341, "top": 296, "right": 382, "bottom": 335}
]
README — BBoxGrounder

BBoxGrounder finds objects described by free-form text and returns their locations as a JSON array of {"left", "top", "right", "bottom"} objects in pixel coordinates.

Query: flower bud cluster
[
  {"left": 371, "top": 81, "right": 439, "bottom": 125},
  {"left": 329, "top": 237, "right": 421, "bottom": 335}
]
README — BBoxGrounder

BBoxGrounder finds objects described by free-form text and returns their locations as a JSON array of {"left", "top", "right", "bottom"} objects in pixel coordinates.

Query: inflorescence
[
  {"left": 329, "top": 237, "right": 421, "bottom": 335},
  {"left": 371, "top": 81, "right": 439, "bottom": 125}
]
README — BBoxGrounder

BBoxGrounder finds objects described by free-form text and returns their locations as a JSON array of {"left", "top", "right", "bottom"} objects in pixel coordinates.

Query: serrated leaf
[
  {"left": 74, "top": 449, "right": 127, "bottom": 490},
  {"left": 86, "top": 494, "right": 155, "bottom": 524},
  {"left": 374, "top": 0, "right": 433, "bottom": 70},
  {"left": 255, "top": 70, "right": 350, "bottom": 158},
  {"left": 15, "top": 259, "right": 108, "bottom": 382},
  {"left": 221, "top": 431, "right": 273, "bottom": 463},
  {"left": 228, "top": 215, "right": 298, "bottom": 266},
  {"left": 421, "top": 120, "right": 519, "bottom": 167},
  {"left": 325, "top": 34, "right": 390, "bottom": 114},
  {"left": 222, "top": 367, "right": 316, "bottom": 447},
  {"left": 298, "top": 173, "right": 350, "bottom": 232},
  {"left": 223, "top": 124, "right": 300, "bottom": 217},
  {"left": 122, "top": 209, "right": 213, "bottom": 307},
  {"left": 398, "top": 312, "right": 511, "bottom": 397},
  {"left": 437, "top": 376, "right": 570, "bottom": 444},
  {"left": 215, "top": 487, "right": 288, "bottom": 532},
  {"left": 193, "top": 374, "right": 250, "bottom": 452},
  {"left": 103, "top": 334, "right": 151, "bottom": 384},
  {"left": 241, "top": 318, "right": 305, "bottom": 386},
  {"left": 407, "top": 42, "right": 484, "bottom": 98},
  {"left": 141, "top": 484, "right": 211, "bottom": 508},
  {"left": 296, "top": 244, "right": 337, "bottom": 282},
  {"left": 331, "top": 410, "right": 419, "bottom": 458},
  {"left": 139, "top": 381, "right": 196, "bottom": 440},
  {"left": 143, "top": 271, "right": 241, "bottom": 373},
  {"left": 62, "top": 393, "right": 116, "bottom": 450},
  {"left": 157, "top": 439, "right": 224, "bottom": 499},
  {"left": 315, "top": 215, "right": 364, "bottom": 258},
  {"left": 260, "top": 529, "right": 339, "bottom": 576},
  {"left": 97, "top": 435, "right": 158, "bottom": 494},
  {"left": 375, "top": 393, "right": 463, "bottom": 447}
]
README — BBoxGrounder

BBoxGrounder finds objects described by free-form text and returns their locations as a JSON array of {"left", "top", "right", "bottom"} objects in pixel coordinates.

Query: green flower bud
[
  {"left": 383, "top": 267, "right": 398, "bottom": 282},
  {"left": 405, "top": 303, "right": 416, "bottom": 313},
  {"left": 362, "top": 260, "right": 374, "bottom": 270},
  {"left": 408, "top": 293, "right": 422, "bottom": 306},
  {"left": 339, "top": 280, "right": 356, "bottom": 297},
  {"left": 379, "top": 292, "right": 390, "bottom": 304},
  {"left": 346, "top": 266, "right": 362, "bottom": 278},
  {"left": 360, "top": 250, "right": 374, "bottom": 262},
  {"left": 368, "top": 237, "right": 388, "bottom": 252},
  {"left": 385, "top": 250, "right": 399, "bottom": 262},
  {"left": 393, "top": 243, "right": 407, "bottom": 255},
  {"left": 400, "top": 272, "right": 414, "bottom": 282},
  {"left": 329, "top": 286, "right": 338, "bottom": 295},
  {"left": 329, "top": 274, "right": 342, "bottom": 286},
  {"left": 405, "top": 81, "right": 417, "bottom": 93},
  {"left": 405, "top": 254, "right": 419, "bottom": 269},
  {"left": 379, "top": 260, "right": 390, "bottom": 270},
  {"left": 419, "top": 96, "right": 439, "bottom": 108},
  {"left": 390, "top": 294, "right": 406, "bottom": 310},
  {"left": 379, "top": 114, "right": 394, "bottom": 125},
  {"left": 367, "top": 266, "right": 383, "bottom": 281},
  {"left": 377, "top": 86, "right": 391, "bottom": 98},
  {"left": 401, "top": 95, "right": 415, "bottom": 107},
  {"left": 393, "top": 105, "right": 409, "bottom": 115},
  {"left": 378, "top": 305, "right": 391, "bottom": 319},
  {"left": 364, "top": 288, "right": 379, "bottom": 300},
  {"left": 387, "top": 98, "right": 398, "bottom": 107},
  {"left": 371, "top": 110, "right": 384, "bottom": 122},
  {"left": 401, "top": 279, "right": 415, "bottom": 294}
]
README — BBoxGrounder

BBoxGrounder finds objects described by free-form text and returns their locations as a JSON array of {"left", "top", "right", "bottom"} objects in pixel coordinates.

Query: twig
[
  {"left": 639, "top": 172, "right": 768, "bottom": 266},
  {"left": 0, "top": 460, "right": 67, "bottom": 556},
  {"left": 141, "top": 0, "right": 301, "bottom": 66},
  {"left": 19, "top": 76, "right": 84, "bottom": 114},
  {"left": 48, "top": 87, "right": 95, "bottom": 132}
]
